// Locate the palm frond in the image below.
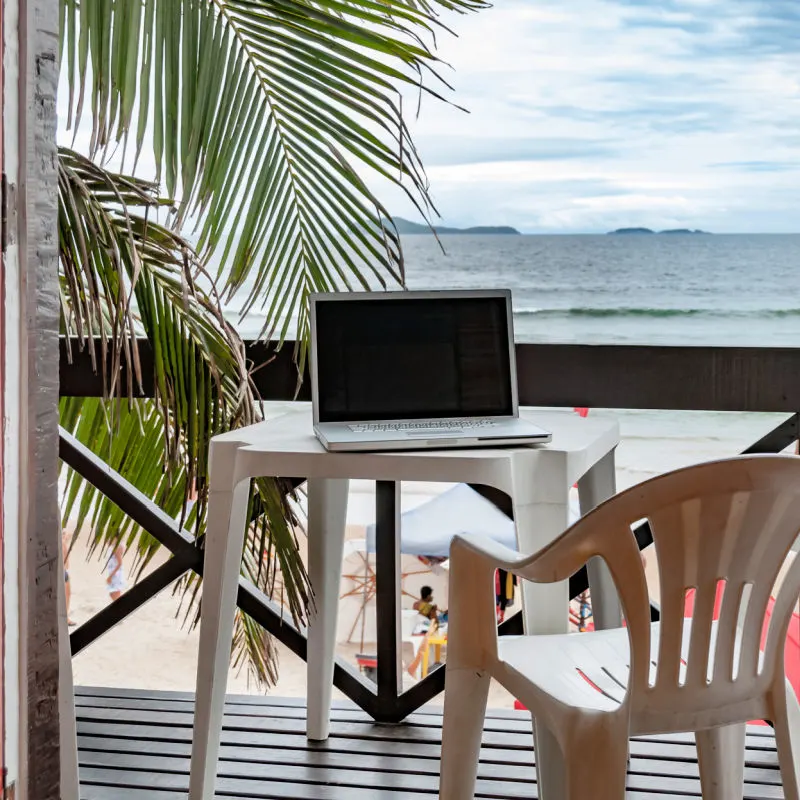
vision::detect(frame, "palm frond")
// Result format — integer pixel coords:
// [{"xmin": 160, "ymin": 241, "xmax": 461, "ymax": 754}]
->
[
  {"xmin": 59, "ymin": 396, "xmax": 192, "ymax": 570},
  {"xmin": 61, "ymin": 0, "xmax": 489, "ymax": 370},
  {"xmin": 58, "ymin": 0, "xmax": 488, "ymax": 684},
  {"xmin": 59, "ymin": 145, "xmax": 255, "ymax": 473},
  {"xmin": 58, "ymin": 150, "xmax": 311, "ymax": 683},
  {"xmin": 60, "ymin": 397, "xmax": 308, "ymax": 685}
]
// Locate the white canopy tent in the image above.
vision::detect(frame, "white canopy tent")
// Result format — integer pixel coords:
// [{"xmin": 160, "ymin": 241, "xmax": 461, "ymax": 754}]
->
[
  {"xmin": 341, "ymin": 486, "xmax": 581, "ymax": 645},
  {"xmin": 365, "ymin": 483, "xmax": 582, "ymax": 558},
  {"xmin": 365, "ymin": 483, "xmax": 517, "ymax": 557}
]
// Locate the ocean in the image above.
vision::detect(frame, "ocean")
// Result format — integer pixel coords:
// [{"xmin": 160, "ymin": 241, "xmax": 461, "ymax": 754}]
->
[
  {"xmin": 230, "ymin": 233, "xmax": 799, "ymax": 492},
  {"xmin": 400, "ymin": 233, "xmax": 800, "ymax": 347}
]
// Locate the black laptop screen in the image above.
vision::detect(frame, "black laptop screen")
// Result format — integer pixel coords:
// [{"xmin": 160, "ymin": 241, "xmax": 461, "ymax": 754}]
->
[{"xmin": 314, "ymin": 295, "xmax": 514, "ymax": 423}]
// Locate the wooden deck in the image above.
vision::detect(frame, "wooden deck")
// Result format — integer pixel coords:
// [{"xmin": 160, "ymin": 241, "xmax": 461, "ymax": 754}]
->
[{"xmin": 75, "ymin": 685, "xmax": 786, "ymax": 799}]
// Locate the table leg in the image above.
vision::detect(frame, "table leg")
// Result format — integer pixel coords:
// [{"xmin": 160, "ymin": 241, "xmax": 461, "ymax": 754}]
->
[
  {"xmin": 577, "ymin": 449, "xmax": 622, "ymax": 631},
  {"xmin": 306, "ymin": 478, "xmax": 349, "ymax": 741},
  {"xmin": 189, "ymin": 479, "xmax": 251, "ymax": 800},
  {"xmin": 513, "ymin": 500, "xmax": 571, "ymax": 635}
]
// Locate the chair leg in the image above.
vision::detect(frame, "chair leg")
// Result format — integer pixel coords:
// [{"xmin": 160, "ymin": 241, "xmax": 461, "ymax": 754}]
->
[
  {"xmin": 439, "ymin": 667, "xmax": 490, "ymax": 800},
  {"xmin": 556, "ymin": 716, "xmax": 629, "ymax": 800},
  {"xmin": 695, "ymin": 723, "xmax": 746, "ymax": 800},
  {"xmin": 534, "ymin": 719, "xmax": 568, "ymax": 800},
  {"xmin": 771, "ymin": 681, "xmax": 800, "ymax": 800}
]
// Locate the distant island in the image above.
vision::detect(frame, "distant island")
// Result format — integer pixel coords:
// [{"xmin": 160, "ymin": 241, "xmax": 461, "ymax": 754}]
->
[
  {"xmin": 390, "ymin": 216, "xmax": 521, "ymax": 235},
  {"xmin": 608, "ymin": 227, "xmax": 711, "ymax": 235}
]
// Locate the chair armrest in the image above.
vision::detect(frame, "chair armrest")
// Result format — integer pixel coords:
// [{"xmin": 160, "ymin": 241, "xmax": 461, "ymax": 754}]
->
[
  {"xmin": 451, "ymin": 534, "xmax": 533, "ymax": 572},
  {"xmin": 452, "ymin": 530, "xmax": 593, "ymax": 586}
]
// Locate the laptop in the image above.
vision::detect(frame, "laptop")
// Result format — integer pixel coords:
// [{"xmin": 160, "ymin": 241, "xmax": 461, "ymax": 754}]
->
[{"xmin": 309, "ymin": 289, "xmax": 552, "ymax": 452}]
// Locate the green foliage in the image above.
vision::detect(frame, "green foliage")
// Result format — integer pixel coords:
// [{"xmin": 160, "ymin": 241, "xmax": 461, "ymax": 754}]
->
[
  {"xmin": 57, "ymin": 0, "xmax": 486, "ymax": 683},
  {"xmin": 61, "ymin": 0, "xmax": 488, "ymax": 367}
]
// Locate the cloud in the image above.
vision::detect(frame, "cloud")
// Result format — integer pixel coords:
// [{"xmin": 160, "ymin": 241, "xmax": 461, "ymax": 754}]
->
[
  {"xmin": 57, "ymin": 0, "xmax": 800, "ymax": 234},
  {"xmin": 373, "ymin": 0, "xmax": 800, "ymax": 232},
  {"xmin": 417, "ymin": 136, "xmax": 619, "ymax": 166},
  {"xmin": 710, "ymin": 161, "xmax": 800, "ymax": 172}
]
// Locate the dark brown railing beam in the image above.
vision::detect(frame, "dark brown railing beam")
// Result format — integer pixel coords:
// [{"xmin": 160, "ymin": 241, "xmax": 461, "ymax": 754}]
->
[
  {"xmin": 69, "ymin": 556, "xmax": 191, "ymax": 656},
  {"xmin": 743, "ymin": 412, "xmax": 800, "ymax": 454},
  {"xmin": 59, "ymin": 338, "xmax": 306, "ymax": 403},
  {"xmin": 60, "ymin": 337, "xmax": 800, "ymax": 412},
  {"xmin": 59, "ymin": 426, "xmax": 378, "ymax": 711},
  {"xmin": 59, "ymin": 428, "xmax": 201, "ymax": 558},
  {"xmin": 514, "ymin": 344, "xmax": 800, "ymax": 412}
]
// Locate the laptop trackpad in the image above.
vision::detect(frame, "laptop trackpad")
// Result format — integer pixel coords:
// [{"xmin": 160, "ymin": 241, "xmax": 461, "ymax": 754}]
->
[{"xmin": 405, "ymin": 430, "xmax": 463, "ymax": 437}]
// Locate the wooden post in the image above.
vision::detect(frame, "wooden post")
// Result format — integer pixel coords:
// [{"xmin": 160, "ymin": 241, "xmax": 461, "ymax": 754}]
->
[
  {"xmin": 375, "ymin": 481, "xmax": 402, "ymax": 716},
  {"xmin": 17, "ymin": 0, "xmax": 61, "ymax": 797},
  {"xmin": 0, "ymin": 0, "xmax": 6, "ymax": 790}
]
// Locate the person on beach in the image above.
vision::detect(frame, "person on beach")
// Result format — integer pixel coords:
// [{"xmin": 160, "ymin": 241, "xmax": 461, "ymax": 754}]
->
[
  {"xmin": 63, "ymin": 531, "xmax": 76, "ymax": 626},
  {"xmin": 407, "ymin": 586, "xmax": 447, "ymax": 678},
  {"xmin": 412, "ymin": 585, "xmax": 438, "ymax": 621},
  {"xmin": 105, "ymin": 541, "xmax": 126, "ymax": 601}
]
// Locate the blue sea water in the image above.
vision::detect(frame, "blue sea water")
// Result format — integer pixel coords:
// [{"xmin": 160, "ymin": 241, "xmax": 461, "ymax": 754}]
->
[
  {"xmin": 405, "ymin": 233, "xmax": 800, "ymax": 486},
  {"xmin": 400, "ymin": 233, "xmax": 800, "ymax": 347}
]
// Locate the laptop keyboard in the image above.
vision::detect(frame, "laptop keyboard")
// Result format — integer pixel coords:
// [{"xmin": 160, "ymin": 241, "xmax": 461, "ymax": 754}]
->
[{"xmin": 348, "ymin": 419, "xmax": 498, "ymax": 434}]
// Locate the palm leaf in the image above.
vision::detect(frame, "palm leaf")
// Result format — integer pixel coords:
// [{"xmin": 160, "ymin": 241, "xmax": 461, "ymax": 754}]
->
[
  {"xmin": 58, "ymin": 0, "xmax": 487, "ymax": 684},
  {"xmin": 60, "ymin": 396, "xmax": 308, "ymax": 685},
  {"xmin": 58, "ymin": 150, "xmax": 310, "ymax": 683},
  {"xmin": 61, "ymin": 0, "xmax": 489, "ymax": 371},
  {"xmin": 59, "ymin": 146, "xmax": 255, "ymax": 432}
]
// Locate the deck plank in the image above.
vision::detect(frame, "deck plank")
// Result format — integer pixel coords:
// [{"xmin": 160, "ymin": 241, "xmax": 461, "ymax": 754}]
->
[
  {"xmin": 74, "ymin": 703, "xmax": 776, "ymax": 752},
  {"xmin": 75, "ymin": 734, "xmax": 782, "ymax": 786},
  {"xmin": 76, "ymin": 686, "xmax": 785, "ymax": 799},
  {"xmin": 75, "ymin": 721, "xmax": 783, "ymax": 772}
]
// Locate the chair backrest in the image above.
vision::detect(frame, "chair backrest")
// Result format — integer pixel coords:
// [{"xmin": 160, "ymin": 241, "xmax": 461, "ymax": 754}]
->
[{"xmin": 567, "ymin": 456, "xmax": 800, "ymax": 717}]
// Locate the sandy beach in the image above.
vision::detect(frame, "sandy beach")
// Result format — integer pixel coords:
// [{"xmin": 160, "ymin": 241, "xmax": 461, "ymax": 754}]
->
[
  {"xmin": 67, "ymin": 507, "xmax": 654, "ymax": 711},
  {"xmin": 67, "ymin": 530, "xmax": 523, "ymax": 707}
]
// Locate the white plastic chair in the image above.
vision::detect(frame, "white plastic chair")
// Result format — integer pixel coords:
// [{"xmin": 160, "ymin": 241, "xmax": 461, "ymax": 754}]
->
[{"xmin": 440, "ymin": 455, "xmax": 800, "ymax": 800}]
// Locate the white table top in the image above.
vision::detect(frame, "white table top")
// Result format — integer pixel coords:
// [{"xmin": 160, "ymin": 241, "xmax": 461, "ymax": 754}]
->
[{"xmin": 209, "ymin": 406, "xmax": 620, "ymax": 504}]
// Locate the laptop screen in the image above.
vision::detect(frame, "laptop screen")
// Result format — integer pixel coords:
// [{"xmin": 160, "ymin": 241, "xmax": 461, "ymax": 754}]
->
[{"xmin": 314, "ymin": 294, "xmax": 514, "ymax": 423}]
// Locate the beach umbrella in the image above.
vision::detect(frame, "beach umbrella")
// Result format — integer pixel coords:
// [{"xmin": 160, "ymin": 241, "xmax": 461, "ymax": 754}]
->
[{"xmin": 336, "ymin": 539, "xmax": 445, "ymax": 648}]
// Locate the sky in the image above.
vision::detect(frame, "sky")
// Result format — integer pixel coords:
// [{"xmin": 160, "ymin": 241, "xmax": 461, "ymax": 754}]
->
[
  {"xmin": 378, "ymin": 0, "xmax": 800, "ymax": 234},
  {"xmin": 57, "ymin": 0, "xmax": 800, "ymax": 236}
]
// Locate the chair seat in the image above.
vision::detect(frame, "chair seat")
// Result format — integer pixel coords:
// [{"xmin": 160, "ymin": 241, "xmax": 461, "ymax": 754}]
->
[
  {"xmin": 497, "ymin": 621, "xmax": 713, "ymax": 713},
  {"xmin": 498, "ymin": 625, "xmax": 638, "ymax": 712}
]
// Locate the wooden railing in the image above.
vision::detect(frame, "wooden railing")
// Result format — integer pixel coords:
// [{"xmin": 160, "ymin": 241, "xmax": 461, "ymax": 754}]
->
[
  {"xmin": 59, "ymin": 339, "xmax": 800, "ymax": 720},
  {"xmin": 60, "ymin": 338, "xmax": 800, "ymax": 412}
]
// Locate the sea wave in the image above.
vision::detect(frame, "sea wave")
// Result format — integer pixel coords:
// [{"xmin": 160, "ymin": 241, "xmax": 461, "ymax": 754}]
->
[{"xmin": 513, "ymin": 306, "xmax": 800, "ymax": 319}]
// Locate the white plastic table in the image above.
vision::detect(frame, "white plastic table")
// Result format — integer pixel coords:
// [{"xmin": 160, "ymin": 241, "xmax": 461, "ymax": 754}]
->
[{"xmin": 188, "ymin": 406, "xmax": 621, "ymax": 800}]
